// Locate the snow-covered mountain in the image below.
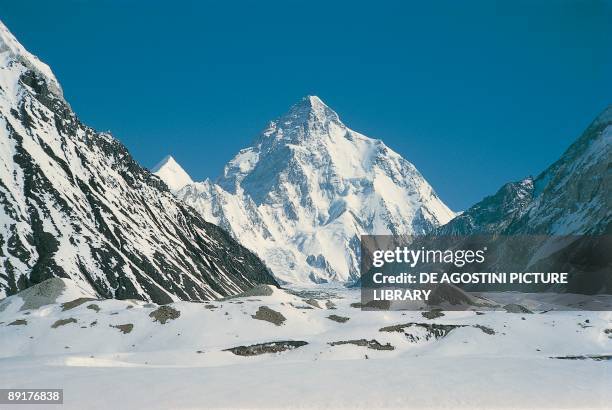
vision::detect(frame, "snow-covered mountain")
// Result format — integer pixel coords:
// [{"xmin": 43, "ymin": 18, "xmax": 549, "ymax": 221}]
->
[
  {"xmin": 439, "ymin": 106, "xmax": 611, "ymax": 236},
  {"xmin": 0, "ymin": 20, "xmax": 278, "ymax": 303},
  {"xmin": 151, "ymin": 155, "xmax": 193, "ymax": 191},
  {"xmin": 437, "ymin": 107, "xmax": 611, "ymax": 294},
  {"xmin": 162, "ymin": 96, "xmax": 455, "ymax": 283}
]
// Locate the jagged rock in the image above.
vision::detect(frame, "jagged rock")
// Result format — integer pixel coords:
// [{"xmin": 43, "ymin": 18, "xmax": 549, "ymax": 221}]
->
[
  {"xmin": 362, "ymin": 300, "xmax": 391, "ymax": 310},
  {"xmin": 379, "ymin": 322, "xmax": 494, "ymax": 342},
  {"xmin": 251, "ymin": 306, "xmax": 286, "ymax": 326},
  {"xmin": 473, "ymin": 325, "xmax": 495, "ymax": 335},
  {"xmin": 329, "ymin": 339, "xmax": 394, "ymax": 351},
  {"xmin": 8, "ymin": 319, "xmax": 27, "ymax": 326},
  {"xmin": 421, "ymin": 309, "xmax": 444, "ymax": 319},
  {"xmin": 503, "ymin": 304, "xmax": 533, "ymax": 314},
  {"xmin": 149, "ymin": 306, "xmax": 181, "ymax": 324},
  {"xmin": 224, "ymin": 341, "xmax": 307, "ymax": 356},
  {"xmin": 551, "ymin": 355, "xmax": 612, "ymax": 361},
  {"xmin": 61, "ymin": 298, "xmax": 97, "ymax": 311},
  {"xmin": 110, "ymin": 324, "xmax": 134, "ymax": 334},
  {"xmin": 51, "ymin": 318, "xmax": 77, "ymax": 328},
  {"xmin": 86, "ymin": 304, "xmax": 101, "ymax": 312},
  {"xmin": 327, "ymin": 314, "xmax": 350, "ymax": 323},
  {"xmin": 304, "ymin": 298, "xmax": 321, "ymax": 308}
]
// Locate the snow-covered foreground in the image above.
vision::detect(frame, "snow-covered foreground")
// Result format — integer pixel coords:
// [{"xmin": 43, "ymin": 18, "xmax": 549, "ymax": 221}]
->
[{"xmin": 0, "ymin": 279, "xmax": 610, "ymax": 409}]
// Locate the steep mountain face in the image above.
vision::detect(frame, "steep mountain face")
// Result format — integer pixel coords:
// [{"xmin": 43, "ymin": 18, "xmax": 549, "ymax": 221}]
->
[
  {"xmin": 436, "ymin": 107, "xmax": 611, "ymax": 294},
  {"xmin": 151, "ymin": 155, "xmax": 193, "ymax": 192},
  {"xmin": 439, "ymin": 106, "xmax": 611, "ymax": 236},
  {"xmin": 0, "ymin": 20, "xmax": 278, "ymax": 303},
  {"xmin": 165, "ymin": 96, "xmax": 455, "ymax": 283}
]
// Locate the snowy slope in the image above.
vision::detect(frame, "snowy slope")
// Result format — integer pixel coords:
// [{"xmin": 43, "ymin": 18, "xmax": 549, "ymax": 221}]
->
[
  {"xmin": 169, "ymin": 96, "xmax": 455, "ymax": 283},
  {"xmin": 0, "ymin": 20, "xmax": 278, "ymax": 302},
  {"xmin": 151, "ymin": 155, "xmax": 193, "ymax": 191},
  {"xmin": 1, "ymin": 278, "xmax": 610, "ymax": 409}
]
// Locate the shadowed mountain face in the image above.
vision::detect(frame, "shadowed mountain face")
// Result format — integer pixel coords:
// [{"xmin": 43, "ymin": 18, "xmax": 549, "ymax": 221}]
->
[
  {"xmin": 161, "ymin": 96, "xmax": 455, "ymax": 284},
  {"xmin": 439, "ymin": 106, "xmax": 611, "ymax": 236},
  {"xmin": 0, "ymin": 20, "xmax": 278, "ymax": 303},
  {"xmin": 435, "ymin": 107, "xmax": 611, "ymax": 294}
]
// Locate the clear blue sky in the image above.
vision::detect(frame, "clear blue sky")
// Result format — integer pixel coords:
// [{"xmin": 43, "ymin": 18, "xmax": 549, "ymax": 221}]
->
[{"xmin": 1, "ymin": 0, "xmax": 610, "ymax": 210}]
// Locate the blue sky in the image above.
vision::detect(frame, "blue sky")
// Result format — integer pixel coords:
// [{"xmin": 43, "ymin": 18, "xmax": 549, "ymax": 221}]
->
[{"xmin": 1, "ymin": 0, "xmax": 610, "ymax": 210}]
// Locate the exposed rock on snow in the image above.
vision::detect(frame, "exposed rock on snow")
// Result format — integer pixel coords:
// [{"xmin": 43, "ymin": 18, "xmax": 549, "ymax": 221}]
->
[
  {"xmin": 61, "ymin": 298, "xmax": 97, "ymax": 311},
  {"xmin": 149, "ymin": 306, "xmax": 181, "ymax": 324},
  {"xmin": 421, "ymin": 309, "xmax": 445, "ymax": 320},
  {"xmin": 51, "ymin": 318, "xmax": 77, "ymax": 328},
  {"xmin": 551, "ymin": 355, "xmax": 612, "ymax": 361},
  {"xmin": 251, "ymin": 306, "xmax": 286, "ymax": 326},
  {"xmin": 224, "ymin": 340, "xmax": 308, "ymax": 356},
  {"xmin": 110, "ymin": 323, "xmax": 133, "ymax": 334},
  {"xmin": 326, "ymin": 314, "xmax": 350, "ymax": 323},
  {"xmin": 86, "ymin": 304, "xmax": 100, "ymax": 313},
  {"xmin": 503, "ymin": 304, "xmax": 534, "ymax": 314},
  {"xmin": 329, "ymin": 339, "xmax": 395, "ymax": 351},
  {"xmin": 7, "ymin": 319, "xmax": 27, "ymax": 326},
  {"xmin": 379, "ymin": 322, "xmax": 494, "ymax": 342}
]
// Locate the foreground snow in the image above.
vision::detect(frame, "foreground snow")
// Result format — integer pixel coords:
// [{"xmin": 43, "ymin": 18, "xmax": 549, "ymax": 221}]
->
[{"xmin": 0, "ymin": 279, "xmax": 610, "ymax": 409}]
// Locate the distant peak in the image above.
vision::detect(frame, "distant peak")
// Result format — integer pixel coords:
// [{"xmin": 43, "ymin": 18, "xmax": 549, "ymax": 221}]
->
[
  {"xmin": 152, "ymin": 155, "xmax": 177, "ymax": 171},
  {"xmin": 281, "ymin": 95, "xmax": 341, "ymax": 126},
  {"xmin": 302, "ymin": 95, "xmax": 326, "ymax": 107},
  {"xmin": 152, "ymin": 155, "xmax": 193, "ymax": 192},
  {"xmin": 294, "ymin": 95, "xmax": 330, "ymax": 110}
]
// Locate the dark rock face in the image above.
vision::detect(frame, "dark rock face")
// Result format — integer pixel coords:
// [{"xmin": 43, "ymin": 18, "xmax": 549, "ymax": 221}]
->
[
  {"xmin": 0, "ymin": 24, "xmax": 278, "ymax": 303},
  {"xmin": 503, "ymin": 304, "xmax": 533, "ymax": 314},
  {"xmin": 61, "ymin": 298, "xmax": 97, "ymax": 311},
  {"xmin": 327, "ymin": 314, "xmax": 350, "ymax": 323},
  {"xmin": 224, "ymin": 340, "xmax": 308, "ymax": 356},
  {"xmin": 251, "ymin": 306, "xmax": 286, "ymax": 326},
  {"xmin": 421, "ymin": 309, "xmax": 444, "ymax": 320},
  {"xmin": 7, "ymin": 319, "xmax": 27, "ymax": 326},
  {"xmin": 110, "ymin": 323, "xmax": 134, "ymax": 334},
  {"xmin": 438, "ymin": 107, "xmax": 611, "ymax": 237},
  {"xmin": 551, "ymin": 355, "xmax": 612, "ymax": 361},
  {"xmin": 436, "ymin": 107, "xmax": 612, "ymax": 294},
  {"xmin": 379, "ymin": 322, "xmax": 494, "ymax": 342},
  {"xmin": 86, "ymin": 304, "xmax": 100, "ymax": 313},
  {"xmin": 149, "ymin": 306, "xmax": 181, "ymax": 324},
  {"xmin": 328, "ymin": 339, "xmax": 394, "ymax": 351},
  {"xmin": 51, "ymin": 318, "xmax": 77, "ymax": 328}
]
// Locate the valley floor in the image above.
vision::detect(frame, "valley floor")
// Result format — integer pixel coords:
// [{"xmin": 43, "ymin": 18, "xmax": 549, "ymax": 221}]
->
[{"xmin": 0, "ymin": 280, "xmax": 610, "ymax": 410}]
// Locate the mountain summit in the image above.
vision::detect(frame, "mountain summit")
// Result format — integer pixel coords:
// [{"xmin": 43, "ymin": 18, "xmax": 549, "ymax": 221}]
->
[
  {"xmin": 152, "ymin": 155, "xmax": 194, "ymax": 191},
  {"xmin": 0, "ymin": 20, "xmax": 277, "ymax": 302},
  {"xmin": 0, "ymin": 20, "xmax": 64, "ymax": 100},
  {"xmin": 170, "ymin": 96, "xmax": 455, "ymax": 283}
]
